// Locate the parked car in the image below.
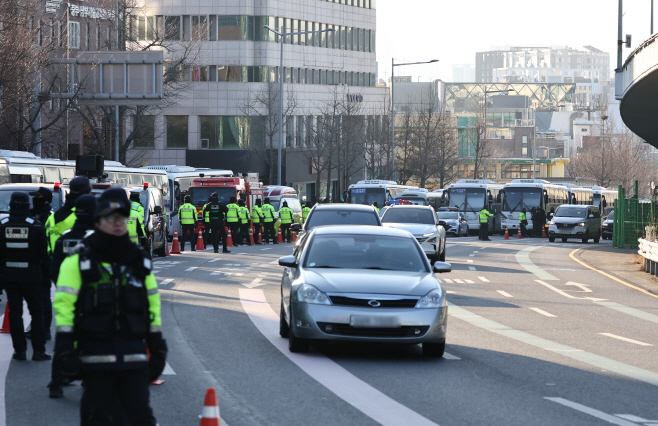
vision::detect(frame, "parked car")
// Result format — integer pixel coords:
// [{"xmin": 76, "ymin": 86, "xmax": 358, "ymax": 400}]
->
[
  {"xmin": 278, "ymin": 225, "xmax": 452, "ymax": 357},
  {"xmin": 0, "ymin": 183, "xmax": 69, "ymax": 220},
  {"xmin": 124, "ymin": 185, "xmax": 168, "ymax": 257},
  {"xmin": 437, "ymin": 211, "xmax": 468, "ymax": 237},
  {"xmin": 548, "ymin": 204, "xmax": 601, "ymax": 243},
  {"xmin": 381, "ymin": 205, "xmax": 446, "ymax": 262},
  {"xmin": 601, "ymin": 210, "xmax": 614, "ymax": 240}
]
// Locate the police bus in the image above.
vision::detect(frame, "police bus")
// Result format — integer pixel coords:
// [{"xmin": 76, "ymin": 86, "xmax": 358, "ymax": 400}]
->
[
  {"xmin": 444, "ymin": 180, "xmax": 504, "ymax": 235},
  {"xmin": 394, "ymin": 188, "xmax": 447, "ymax": 211},
  {"xmin": 580, "ymin": 186, "xmax": 617, "ymax": 216},
  {"xmin": 499, "ymin": 179, "xmax": 570, "ymax": 233},
  {"xmin": 347, "ymin": 180, "xmax": 416, "ymax": 207}
]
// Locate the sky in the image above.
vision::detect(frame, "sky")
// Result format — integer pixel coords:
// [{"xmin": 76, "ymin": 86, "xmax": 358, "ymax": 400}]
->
[{"xmin": 375, "ymin": 0, "xmax": 654, "ymax": 83}]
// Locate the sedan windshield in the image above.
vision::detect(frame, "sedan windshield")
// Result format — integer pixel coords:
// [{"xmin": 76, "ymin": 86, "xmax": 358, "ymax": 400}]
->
[
  {"xmin": 555, "ymin": 207, "xmax": 587, "ymax": 218},
  {"xmin": 305, "ymin": 210, "xmax": 379, "ymax": 230},
  {"xmin": 189, "ymin": 187, "xmax": 235, "ymax": 207},
  {"xmin": 304, "ymin": 234, "xmax": 429, "ymax": 272},
  {"xmin": 0, "ymin": 189, "xmax": 62, "ymax": 213},
  {"xmin": 396, "ymin": 197, "xmax": 426, "ymax": 206},
  {"xmin": 381, "ymin": 208, "xmax": 435, "ymax": 224},
  {"xmin": 437, "ymin": 212, "xmax": 459, "ymax": 220}
]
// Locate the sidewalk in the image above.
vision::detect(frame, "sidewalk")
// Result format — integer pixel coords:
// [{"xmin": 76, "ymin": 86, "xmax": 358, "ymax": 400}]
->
[{"xmin": 572, "ymin": 244, "xmax": 658, "ymax": 297}]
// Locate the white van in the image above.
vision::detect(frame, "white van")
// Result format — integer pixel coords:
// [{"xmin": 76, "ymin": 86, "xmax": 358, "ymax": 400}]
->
[{"xmin": 548, "ymin": 204, "xmax": 601, "ymax": 243}]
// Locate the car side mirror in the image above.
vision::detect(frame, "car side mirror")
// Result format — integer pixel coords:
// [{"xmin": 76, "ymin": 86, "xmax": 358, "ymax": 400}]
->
[
  {"xmin": 603, "ymin": 216, "xmax": 608, "ymax": 220},
  {"xmin": 154, "ymin": 205, "xmax": 163, "ymax": 215},
  {"xmin": 433, "ymin": 262, "xmax": 452, "ymax": 273},
  {"xmin": 292, "ymin": 223, "xmax": 301, "ymax": 232},
  {"xmin": 589, "ymin": 214, "xmax": 594, "ymax": 218},
  {"xmin": 278, "ymin": 255, "xmax": 297, "ymax": 268}
]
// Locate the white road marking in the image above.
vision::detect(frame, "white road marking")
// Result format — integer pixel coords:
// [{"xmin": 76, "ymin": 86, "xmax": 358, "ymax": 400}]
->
[
  {"xmin": 449, "ymin": 304, "xmax": 658, "ymax": 387},
  {"xmin": 261, "ymin": 248, "xmax": 273, "ymax": 251},
  {"xmin": 464, "ymin": 280, "xmax": 474, "ymax": 284},
  {"xmin": 529, "ymin": 308, "xmax": 556, "ymax": 317},
  {"xmin": 184, "ymin": 267, "xmax": 198, "ymax": 272},
  {"xmin": 469, "ymin": 254, "xmax": 475, "ymax": 257},
  {"xmin": 496, "ymin": 290, "xmax": 513, "ymax": 298},
  {"xmin": 240, "ymin": 289, "xmax": 440, "ymax": 426},
  {"xmin": 615, "ymin": 414, "xmax": 658, "ymax": 423},
  {"xmin": 442, "ymin": 352, "xmax": 461, "ymax": 360},
  {"xmin": 446, "ymin": 291, "xmax": 457, "ymax": 294},
  {"xmin": 478, "ymin": 276, "xmax": 490, "ymax": 282},
  {"xmin": 208, "ymin": 259, "xmax": 220, "ymax": 263},
  {"xmin": 599, "ymin": 333, "xmax": 653, "ymax": 346},
  {"xmin": 594, "ymin": 301, "xmax": 658, "ymax": 325},
  {"xmin": 565, "ymin": 282, "xmax": 593, "ymax": 292},
  {"xmin": 467, "ymin": 260, "xmax": 473, "ymax": 263},
  {"xmin": 536, "ymin": 280, "xmax": 607, "ymax": 302},
  {"xmin": 443, "ymin": 279, "xmax": 454, "ymax": 284},
  {"xmin": 515, "ymin": 246, "xmax": 558, "ymax": 280},
  {"xmin": 235, "ymin": 273, "xmax": 244, "ymax": 276},
  {"xmin": 269, "ymin": 259, "xmax": 279, "ymax": 264},
  {"xmin": 544, "ymin": 397, "xmax": 639, "ymax": 426},
  {"xmin": 226, "ymin": 264, "xmax": 234, "ymax": 266},
  {"xmin": 453, "ymin": 279, "xmax": 463, "ymax": 284},
  {"xmin": 469, "ymin": 267, "xmax": 477, "ymax": 271},
  {"xmin": 162, "ymin": 362, "xmax": 176, "ymax": 375},
  {"xmin": 210, "ymin": 272, "xmax": 228, "ymax": 276},
  {"xmin": 159, "ymin": 279, "xmax": 174, "ymax": 286},
  {"xmin": 473, "ymin": 251, "xmax": 479, "ymax": 253},
  {"xmin": 242, "ymin": 278, "xmax": 264, "ymax": 289}
]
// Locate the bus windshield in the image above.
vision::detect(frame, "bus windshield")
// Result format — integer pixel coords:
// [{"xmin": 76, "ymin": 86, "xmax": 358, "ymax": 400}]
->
[
  {"xmin": 189, "ymin": 187, "xmax": 236, "ymax": 207},
  {"xmin": 449, "ymin": 188, "xmax": 486, "ymax": 212},
  {"xmin": 503, "ymin": 188, "xmax": 542, "ymax": 212},
  {"xmin": 350, "ymin": 188, "xmax": 386, "ymax": 207}
]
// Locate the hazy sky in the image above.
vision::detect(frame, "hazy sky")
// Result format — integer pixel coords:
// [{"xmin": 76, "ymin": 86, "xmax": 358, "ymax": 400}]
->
[{"xmin": 376, "ymin": 0, "xmax": 654, "ymax": 82}]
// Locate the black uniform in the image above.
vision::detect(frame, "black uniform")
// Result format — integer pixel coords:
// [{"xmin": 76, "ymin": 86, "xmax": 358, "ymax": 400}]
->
[
  {"xmin": 29, "ymin": 188, "xmax": 55, "ymax": 341},
  {"xmin": 0, "ymin": 192, "xmax": 51, "ymax": 360},
  {"xmin": 208, "ymin": 198, "xmax": 229, "ymax": 253}
]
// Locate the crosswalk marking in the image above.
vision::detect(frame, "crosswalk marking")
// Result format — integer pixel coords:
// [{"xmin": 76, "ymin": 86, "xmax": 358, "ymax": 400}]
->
[
  {"xmin": 208, "ymin": 259, "xmax": 220, "ymax": 263},
  {"xmin": 159, "ymin": 279, "xmax": 174, "ymax": 286},
  {"xmin": 478, "ymin": 276, "xmax": 490, "ymax": 282},
  {"xmin": 464, "ymin": 280, "xmax": 474, "ymax": 284},
  {"xmin": 529, "ymin": 308, "xmax": 557, "ymax": 317},
  {"xmin": 184, "ymin": 267, "xmax": 198, "ymax": 272},
  {"xmin": 453, "ymin": 279, "xmax": 463, "ymax": 284},
  {"xmin": 497, "ymin": 290, "xmax": 513, "ymax": 298},
  {"xmin": 442, "ymin": 279, "xmax": 454, "ymax": 284}
]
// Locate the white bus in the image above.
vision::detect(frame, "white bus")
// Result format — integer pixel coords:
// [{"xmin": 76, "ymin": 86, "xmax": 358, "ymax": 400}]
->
[
  {"xmin": 444, "ymin": 180, "xmax": 504, "ymax": 234},
  {"xmin": 141, "ymin": 165, "xmax": 233, "ymax": 237},
  {"xmin": 394, "ymin": 188, "xmax": 447, "ymax": 211},
  {"xmin": 347, "ymin": 180, "xmax": 416, "ymax": 207},
  {"xmin": 580, "ymin": 186, "xmax": 618, "ymax": 216},
  {"xmin": 500, "ymin": 179, "xmax": 570, "ymax": 233}
]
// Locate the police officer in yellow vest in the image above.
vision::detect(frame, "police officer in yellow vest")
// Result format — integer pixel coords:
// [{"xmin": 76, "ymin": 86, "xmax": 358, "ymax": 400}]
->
[
  {"xmin": 226, "ymin": 196, "xmax": 240, "ymax": 246},
  {"xmin": 238, "ymin": 200, "xmax": 251, "ymax": 246},
  {"xmin": 251, "ymin": 199, "xmax": 263, "ymax": 245},
  {"xmin": 178, "ymin": 195, "xmax": 197, "ymax": 252},
  {"xmin": 261, "ymin": 198, "xmax": 277, "ymax": 244},
  {"xmin": 302, "ymin": 202, "xmax": 312, "ymax": 224},
  {"xmin": 53, "ymin": 187, "xmax": 166, "ymax": 425},
  {"xmin": 372, "ymin": 201, "xmax": 380, "ymax": 213},
  {"xmin": 128, "ymin": 192, "xmax": 146, "ymax": 247},
  {"xmin": 45, "ymin": 176, "xmax": 91, "ymax": 255},
  {"xmin": 519, "ymin": 208, "xmax": 528, "ymax": 238},
  {"xmin": 279, "ymin": 200, "xmax": 294, "ymax": 243},
  {"xmin": 479, "ymin": 207, "xmax": 493, "ymax": 241}
]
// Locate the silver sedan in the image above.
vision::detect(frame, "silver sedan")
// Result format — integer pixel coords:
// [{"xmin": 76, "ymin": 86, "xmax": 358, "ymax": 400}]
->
[{"xmin": 279, "ymin": 225, "xmax": 452, "ymax": 357}]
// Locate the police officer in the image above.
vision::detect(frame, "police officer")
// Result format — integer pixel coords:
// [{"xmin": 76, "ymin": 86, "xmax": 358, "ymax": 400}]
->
[
  {"xmin": 252, "ymin": 199, "xmax": 263, "ymax": 245},
  {"xmin": 479, "ymin": 207, "xmax": 493, "ymax": 241},
  {"xmin": 261, "ymin": 198, "xmax": 277, "ymax": 244},
  {"xmin": 226, "ymin": 197, "xmax": 240, "ymax": 246},
  {"xmin": 178, "ymin": 195, "xmax": 197, "ymax": 251},
  {"xmin": 202, "ymin": 196, "xmax": 212, "ymax": 249},
  {"xmin": 53, "ymin": 188, "xmax": 166, "ymax": 425},
  {"xmin": 207, "ymin": 193, "xmax": 230, "ymax": 254},
  {"xmin": 238, "ymin": 200, "xmax": 251, "ymax": 246},
  {"xmin": 45, "ymin": 176, "xmax": 91, "ymax": 255},
  {"xmin": 372, "ymin": 201, "xmax": 380, "ymax": 213},
  {"xmin": 128, "ymin": 192, "xmax": 146, "ymax": 247},
  {"xmin": 48, "ymin": 194, "xmax": 96, "ymax": 398},
  {"xmin": 279, "ymin": 201, "xmax": 294, "ymax": 243},
  {"xmin": 30, "ymin": 187, "xmax": 53, "ymax": 225},
  {"xmin": 519, "ymin": 208, "xmax": 528, "ymax": 238},
  {"xmin": 302, "ymin": 202, "xmax": 312, "ymax": 224},
  {"xmin": 0, "ymin": 192, "xmax": 51, "ymax": 361}
]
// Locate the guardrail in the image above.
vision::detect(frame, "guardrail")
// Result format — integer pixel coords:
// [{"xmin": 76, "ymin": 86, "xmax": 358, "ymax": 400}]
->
[{"xmin": 637, "ymin": 237, "xmax": 658, "ymax": 275}]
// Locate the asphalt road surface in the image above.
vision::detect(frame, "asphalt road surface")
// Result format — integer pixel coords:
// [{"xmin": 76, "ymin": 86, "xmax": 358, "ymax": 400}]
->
[{"xmin": 2, "ymin": 235, "xmax": 658, "ymax": 426}]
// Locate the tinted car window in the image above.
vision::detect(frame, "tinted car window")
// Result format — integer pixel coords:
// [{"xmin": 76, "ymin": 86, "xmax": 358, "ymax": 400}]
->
[
  {"xmin": 0, "ymin": 189, "xmax": 62, "ymax": 213},
  {"xmin": 304, "ymin": 234, "xmax": 428, "ymax": 272},
  {"xmin": 382, "ymin": 208, "xmax": 435, "ymax": 224},
  {"xmin": 607, "ymin": 211, "xmax": 614, "ymax": 220},
  {"xmin": 555, "ymin": 207, "xmax": 587, "ymax": 218},
  {"xmin": 305, "ymin": 210, "xmax": 379, "ymax": 230},
  {"xmin": 437, "ymin": 212, "xmax": 459, "ymax": 220}
]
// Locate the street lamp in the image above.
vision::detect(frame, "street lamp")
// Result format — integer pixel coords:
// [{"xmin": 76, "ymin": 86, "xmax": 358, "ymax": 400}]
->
[
  {"xmin": 481, "ymin": 88, "xmax": 514, "ymax": 180},
  {"xmin": 264, "ymin": 25, "xmax": 335, "ymax": 186},
  {"xmin": 390, "ymin": 58, "xmax": 438, "ymax": 181}
]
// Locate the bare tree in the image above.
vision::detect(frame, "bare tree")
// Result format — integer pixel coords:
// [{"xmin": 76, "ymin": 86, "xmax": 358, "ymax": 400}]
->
[
  {"xmin": 395, "ymin": 108, "xmax": 415, "ymax": 184},
  {"xmin": 364, "ymin": 97, "xmax": 391, "ymax": 180}
]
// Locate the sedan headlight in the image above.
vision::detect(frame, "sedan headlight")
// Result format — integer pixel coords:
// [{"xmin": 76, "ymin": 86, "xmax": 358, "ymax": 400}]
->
[
  {"xmin": 549, "ymin": 221, "xmax": 554, "ymax": 225},
  {"xmin": 415, "ymin": 289, "xmax": 446, "ymax": 309},
  {"xmin": 576, "ymin": 222, "xmax": 585, "ymax": 227},
  {"xmin": 602, "ymin": 223, "xmax": 610, "ymax": 228},
  {"xmin": 423, "ymin": 232, "xmax": 436, "ymax": 237},
  {"xmin": 296, "ymin": 284, "xmax": 331, "ymax": 305}
]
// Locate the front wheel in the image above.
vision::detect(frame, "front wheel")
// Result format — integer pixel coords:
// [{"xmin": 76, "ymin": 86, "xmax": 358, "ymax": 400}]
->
[
  {"xmin": 582, "ymin": 231, "xmax": 589, "ymax": 244},
  {"xmin": 156, "ymin": 235, "xmax": 167, "ymax": 257},
  {"xmin": 422, "ymin": 341, "xmax": 445, "ymax": 358},
  {"xmin": 279, "ymin": 303, "xmax": 289, "ymax": 338},
  {"xmin": 562, "ymin": 237, "xmax": 568, "ymax": 243},
  {"xmin": 549, "ymin": 237, "xmax": 555, "ymax": 242},
  {"xmin": 439, "ymin": 240, "xmax": 446, "ymax": 262},
  {"xmin": 594, "ymin": 230, "xmax": 600, "ymax": 244},
  {"xmin": 288, "ymin": 310, "xmax": 310, "ymax": 353}
]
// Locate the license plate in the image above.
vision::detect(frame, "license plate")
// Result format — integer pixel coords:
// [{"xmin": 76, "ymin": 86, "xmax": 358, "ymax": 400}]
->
[{"xmin": 350, "ymin": 315, "xmax": 401, "ymax": 328}]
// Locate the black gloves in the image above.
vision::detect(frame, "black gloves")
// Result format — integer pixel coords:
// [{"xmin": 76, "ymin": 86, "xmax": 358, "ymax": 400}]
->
[
  {"xmin": 146, "ymin": 332, "xmax": 168, "ymax": 382},
  {"xmin": 54, "ymin": 332, "xmax": 81, "ymax": 377}
]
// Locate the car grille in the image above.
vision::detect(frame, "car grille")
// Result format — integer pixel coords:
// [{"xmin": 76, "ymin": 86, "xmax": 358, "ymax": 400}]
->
[
  {"xmin": 557, "ymin": 224, "xmax": 575, "ymax": 229},
  {"xmin": 328, "ymin": 296, "xmax": 418, "ymax": 308},
  {"xmin": 317, "ymin": 323, "xmax": 429, "ymax": 338}
]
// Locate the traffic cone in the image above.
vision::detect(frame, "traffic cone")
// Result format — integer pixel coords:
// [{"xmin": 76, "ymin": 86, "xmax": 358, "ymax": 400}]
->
[
  {"xmin": 199, "ymin": 388, "xmax": 220, "ymax": 426},
  {"xmin": 226, "ymin": 227, "xmax": 233, "ymax": 247},
  {"xmin": 277, "ymin": 226, "xmax": 283, "ymax": 243},
  {"xmin": 249, "ymin": 226, "xmax": 255, "ymax": 245},
  {"xmin": 196, "ymin": 229, "xmax": 205, "ymax": 250},
  {"xmin": 517, "ymin": 227, "xmax": 523, "ymax": 239},
  {"xmin": 166, "ymin": 237, "xmax": 171, "ymax": 256},
  {"xmin": 258, "ymin": 228, "xmax": 262, "ymax": 244},
  {"xmin": 291, "ymin": 228, "xmax": 297, "ymax": 243},
  {"xmin": 0, "ymin": 305, "xmax": 10, "ymax": 334},
  {"xmin": 170, "ymin": 229, "xmax": 181, "ymax": 254},
  {"xmin": 504, "ymin": 227, "xmax": 509, "ymax": 240},
  {"xmin": 542, "ymin": 226, "xmax": 548, "ymax": 238}
]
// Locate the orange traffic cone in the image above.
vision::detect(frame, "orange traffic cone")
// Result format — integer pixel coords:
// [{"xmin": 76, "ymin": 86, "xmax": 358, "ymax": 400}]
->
[
  {"xmin": 517, "ymin": 227, "xmax": 523, "ymax": 239},
  {"xmin": 277, "ymin": 226, "xmax": 283, "ymax": 243},
  {"xmin": 196, "ymin": 229, "xmax": 205, "ymax": 250},
  {"xmin": 258, "ymin": 228, "xmax": 262, "ymax": 244},
  {"xmin": 542, "ymin": 226, "xmax": 547, "ymax": 238},
  {"xmin": 0, "ymin": 305, "xmax": 10, "ymax": 334},
  {"xmin": 170, "ymin": 229, "xmax": 181, "ymax": 254},
  {"xmin": 166, "ymin": 237, "xmax": 171, "ymax": 256},
  {"xmin": 249, "ymin": 226, "xmax": 255, "ymax": 245},
  {"xmin": 504, "ymin": 227, "xmax": 509, "ymax": 240},
  {"xmin": 199, "ymin": 388, "xmax": 220, "ymax": 426},
  {"xmin": 226, "ymin": 227, "xmax": 233, "ymax": 247},
  {"xmin": 291, "ymin": 228, "xmax": 297, "ymax": 243}
]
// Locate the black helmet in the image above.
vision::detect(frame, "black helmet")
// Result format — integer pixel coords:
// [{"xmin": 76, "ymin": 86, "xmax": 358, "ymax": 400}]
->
[
  {"xmin": 75, "ymin": 194, "xmax": 97, "ymax": 216},
  {"xmin": 229, "ymin": 196, "xmax": 237, "ymax": 203},
  {"xmin": 95, "ymin": 188, "xmax": 130, "ymax": 218},
  {"xmin": 238, "ymin": 200, "xmax": 245, "ymax": 207},
  {"xmin": 184, "ymin": 195, "xmax": 192, "ymax": 203},
  {"xmin": 211, "ymin": 192, "xmax": 219, "ymax": 201},
  {"xmin": 9, "ymin": 191, "xmax": 30, "ymax": 213},
  {"xmin": 255, "ymin": 199, "xmax": 262, "ymax": 206},
  {"xmin": 264, "ymin": 197, "xmax": 271, "ymax": 204},
  {"xmin": 130, "ymin": 192, "xmax": 141, "ymax": 202},
  {"xmin": 282, "ymin": 201, "xmax": 288, "ymax": 207}
]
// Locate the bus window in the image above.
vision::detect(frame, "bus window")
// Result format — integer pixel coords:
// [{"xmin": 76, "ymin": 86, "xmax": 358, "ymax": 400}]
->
[
  {"xmin": 43, "ymin": 166, "xmax": 60, "ymax": 183},
  {"xmin": 129, "ymin": 174, "xmax": 142, "ymax": 185},
  {"xmin": 0, "ymin": 160, "xmax": 9, "ymax": 184},
  {"xmin": 60, "ymin": 167, "xmax": 75, "ymax": 182}
]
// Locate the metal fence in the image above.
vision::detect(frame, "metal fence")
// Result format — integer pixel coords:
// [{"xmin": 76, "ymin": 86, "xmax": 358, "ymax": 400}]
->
[{"xmin": 613, "ymin": 184, "xmax": 658, "ymax": 248}]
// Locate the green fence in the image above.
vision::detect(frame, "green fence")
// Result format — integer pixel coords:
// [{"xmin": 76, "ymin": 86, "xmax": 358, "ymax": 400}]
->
[{"xmin": 613, "ymin": 183, "xmax": 658, "ymax": 248}]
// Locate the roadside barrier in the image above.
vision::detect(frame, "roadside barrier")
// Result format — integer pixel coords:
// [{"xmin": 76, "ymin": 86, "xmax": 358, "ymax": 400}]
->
[
  {"xmin": 170, "ymin": 229, "xmax": 181, "ymax": 254},
  {"xmin": 199, "ymin": 388, "xmax": 220, "ymax": 426}
]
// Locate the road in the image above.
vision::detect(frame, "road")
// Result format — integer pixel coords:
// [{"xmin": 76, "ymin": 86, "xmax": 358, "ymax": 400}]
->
[{"xmin": 2, "ymin": 235, "xmax": 658, "ymax": 426}]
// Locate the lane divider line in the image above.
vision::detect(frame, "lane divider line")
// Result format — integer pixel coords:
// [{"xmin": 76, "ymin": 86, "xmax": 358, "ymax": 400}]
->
[
  {"xmin": 529, "ymin": 308, "xmax": 557, "ymax": 318},
  {"xmin": 184, "ymin": 267, "xmax": 198, "ymax": 272},
  {"xmin": 239, "ymin": 289, "xmax": 441, "ymax": 426},
  {"xmin": 569, "ymin": 248, "xmax": 658, "ymax": 299},
  {"xmin": 515, "ymin": 246, "xmax": 559, "ymax": 280},
  {"xmin": 449, "ymin": 303, "xmax": 658, "ymax": 387},
  {"xmin": 159, "ymin": 279, "xmax": 174, "ymax": 286},
  {"xmin": 599, "ymin": 333, "xmax": 653, "ymax": 346},
  {"xmin": 442, "ymin": 352, "xmax": 461, "ymax": 360},
  {"xmin": 496, "ymin": 290, "xmax": 513, "ymax": 298},
  {"xmin": 544, "ymin": 397, "xmax": 639, "ymax": 426},
  {"xmin": 478, "ymin": 277, "xmax": 490, "ymax": 283}
]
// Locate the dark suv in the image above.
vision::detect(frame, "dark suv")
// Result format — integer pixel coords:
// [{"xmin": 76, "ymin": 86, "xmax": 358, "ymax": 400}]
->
[{"xmin": 602, "ymin": 211, "xmax": 614, "ymax": 240}]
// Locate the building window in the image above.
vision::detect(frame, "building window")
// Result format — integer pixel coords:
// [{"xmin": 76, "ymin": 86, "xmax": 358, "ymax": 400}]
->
[
  {"xmin": 522, "ymin": 135, "xmax": 528, "ymax": 157},
  {"xmin": 165, "ymin": 16, "xmax": 180, "ymax": 40},
  {"xmin": 68, "ymin": 22, "xmax": 80, "ymax": 49},
  {"xmin": 133, "ymin": 116, "xmax": 155, "ymax": 148},
  {"xmin": 85, "ymin": 23, "xmax": 89, "ymax": 49},
  {"xmin": 200, "ymin": 116, "xmax": 221, "ymax": 149},
  {"xmin": 582, "ymin": 128, "xmax": 588, "ymax": 133},
  {"xmin": 166, "ymin": 116, "xmax": 188, "ymax": 148}
]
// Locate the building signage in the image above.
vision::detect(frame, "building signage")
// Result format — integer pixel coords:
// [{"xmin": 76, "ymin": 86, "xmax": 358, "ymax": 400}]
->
[
  {"xmin": 347, "ymin": 94, "xmax": 363, "ymax": 103},
  {"xmin": 69, "ymin": 3, "xmax": 115, "ymax": 18}
]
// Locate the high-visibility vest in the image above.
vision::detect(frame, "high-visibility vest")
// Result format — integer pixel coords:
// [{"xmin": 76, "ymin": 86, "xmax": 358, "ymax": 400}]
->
[
  {"xmin": 261, "ymin": 204, "xmax": 275, "ymax": 223},
  {"xmin": 179, "ymin": 203, "xmax": 196, "ymax": 225},
  {"xmin": 203, "ymin": 203, "xmax": 211, "ymax": 223},
  {"xmin": 479, "ymin": 209, "xmax": 493, "ymax": 223},
  {"xmin": 45, "ymin": 208, "xmax": 77, "ymax": 255},
  {"xmin": 252, "ymin": 206, "xmax": 263, "ymax": 224},
  {"xmin": 279, "ymin": 207, "xmax": 293, "ymax": 224},
  {"xmin": 519, "ymin": 212, "xmax": 526, "ymax": 223},
  {"xmin": 131, "ymin": 201, "xmax": 145, "ymax": 227},
  {"xmin": 302, "ymin": 207, "xmax": 311, "ymax": 223},
  {"xmin": 226, "ymin": 203, "xmax": 239, "ymax": 223},
  {"xmin": 238, "ymin": 206, "xmax": 250, "ymax": 224},
  {"xmin": 127, "ymin": 204, "xmax": 145, "ymax": 243},
  {"xmin": 374, "ymin": 206, "xmax": 380, "ymax": 213}
]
